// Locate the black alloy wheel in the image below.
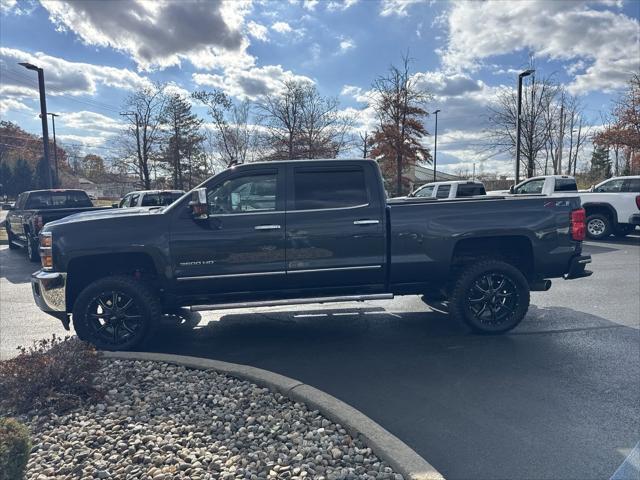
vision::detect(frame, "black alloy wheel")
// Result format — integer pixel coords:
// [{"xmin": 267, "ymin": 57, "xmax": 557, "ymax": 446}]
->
[
  {"xmin": 85, "ymin": 291, "xmax": 144, "ymax": 347},
  {"xmin": 467, "ymin": 272, "xmax": 519, "ymax": 327}
]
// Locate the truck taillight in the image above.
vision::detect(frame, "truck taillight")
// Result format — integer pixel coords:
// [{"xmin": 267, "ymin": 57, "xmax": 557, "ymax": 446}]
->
[
  {"xmin": 571, "ymin": 208, "xmax": 586, "ymax": 241},
  {"xmin": 636, "ymin": 195, "xmax": 640, "ymax": 210},
  {"xmin": 34, "ymin": 215, "xmax": 44, "ymax": 232}
]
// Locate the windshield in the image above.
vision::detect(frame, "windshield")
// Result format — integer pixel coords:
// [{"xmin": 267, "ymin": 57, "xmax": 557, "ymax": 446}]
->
[{"xmin": 141, "ymin": 192, "xmax": 184, "ymax": 207}]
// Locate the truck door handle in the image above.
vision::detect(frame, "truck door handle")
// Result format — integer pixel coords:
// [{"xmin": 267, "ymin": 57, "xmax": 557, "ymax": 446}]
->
[
  {"xmin": 353, "ymin": 219, "xmax": 380, "ymax": 225},
  {"xmin": 254, "ymin": 224, "xmax": 281, "ymax": 230}
]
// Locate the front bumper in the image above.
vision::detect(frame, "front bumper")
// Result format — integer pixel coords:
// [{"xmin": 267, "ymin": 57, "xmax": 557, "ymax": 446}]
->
[
  {"xmin": 564, "ymin": 255, "xmax": 593, "ymax": 280},
  {"xmin": 628, "ymin": 214, "xmax": 640, "ymax": 226},
  {"xmin": 31, "ymin": 270, "xmax": 68, "ymax": 322}
]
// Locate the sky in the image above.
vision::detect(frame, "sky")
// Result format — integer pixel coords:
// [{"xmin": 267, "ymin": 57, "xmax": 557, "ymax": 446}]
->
[{"xmin": 0, "ymin": 0, "xmax": 638, "ymax": 175}]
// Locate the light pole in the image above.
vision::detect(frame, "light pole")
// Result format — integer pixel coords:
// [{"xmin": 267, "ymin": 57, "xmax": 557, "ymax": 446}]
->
[
  {"xmin": 515, "ymin": 69, "xmax": 534, "ymax": 184},
  {"xmin": 432, "ymin": 109, "xmax": 440, "ymax": 182},
  {"xmin": 47, "ymin": 113, "xmax": 59, "ymax": 186},
  {"xmin": 19, "ymin": 62, "xmax": 52, "ymax": 189}
]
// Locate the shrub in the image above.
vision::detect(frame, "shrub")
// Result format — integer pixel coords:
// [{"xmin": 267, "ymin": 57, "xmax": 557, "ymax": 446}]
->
[
  {"xmin": 0, "ymin": 335, "xmax": 100, "ymax": 415},
  {"xmin": 0, "ymin": 417, "xmax": 31, "ymax": 480}
]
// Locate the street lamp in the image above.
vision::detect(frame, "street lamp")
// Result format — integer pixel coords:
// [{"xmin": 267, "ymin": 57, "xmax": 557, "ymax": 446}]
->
[
  {"xmin": 432, "ymin": 109, "xmax": 440, "ymax": 182},
  {"xmin": 515, "ymin": 69, "xmax": 534, "ymax": 184},
  {"xmin": 19, "ymin": 62, "xmax": 52, "ymax": 188}
]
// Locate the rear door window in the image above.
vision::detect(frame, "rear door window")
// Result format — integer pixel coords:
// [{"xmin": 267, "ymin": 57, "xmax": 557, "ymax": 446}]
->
[
  {"xmin": 456, "ymin": 183, "xmax": 486, "ymax": 197},
  {"xmin": 436, "ymin": 185, "xmax": 451, "ymax": 199},
  {"xmin": 622, "ymin": 179, "xmax": 640, "ymax": 193},
  {"xmin": 554, "ymin": 178, "xmax": 578, "ymax": 192},
  {"xmin": 293, "ymin": 168, "xmax": 367, "ymax": 210}
]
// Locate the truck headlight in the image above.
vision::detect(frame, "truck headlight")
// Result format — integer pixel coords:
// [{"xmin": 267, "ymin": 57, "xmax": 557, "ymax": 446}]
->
[{"xmin": 39, "ymin": 232, "xmax": 53, "ymax": 270}]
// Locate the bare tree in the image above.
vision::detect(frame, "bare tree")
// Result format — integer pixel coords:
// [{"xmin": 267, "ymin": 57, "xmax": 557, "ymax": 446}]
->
[
  {"xmin": 369, "ymin": 54, "xmax": 431, "ymax": 195},
  {"xmin": 487, "ymin": 72, "xmax": 559, "ymax": 178},
  {"xmin": 256, "ymin": 80, "xmax": 353, "ymax": 160},
  {"xmin": 120, "ymin": 82, "xmax": 167, "ymax": 189},
  {"xmin": 193, "ymin": 90, "xmax": 257, "ymax": 167},
  {"xmin": 359, "ymin": 131, "xmax": 370, "ymax": 158}
]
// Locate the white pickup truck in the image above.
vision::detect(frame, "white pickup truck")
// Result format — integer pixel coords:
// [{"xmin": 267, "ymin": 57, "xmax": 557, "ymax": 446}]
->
[
  {"xmin": 406, "ymin": 180, "xmax": 487, "ymax": 199},
  {"xmin": 490, "ymin": 175, "xmax": 640, "ymax": 239}
]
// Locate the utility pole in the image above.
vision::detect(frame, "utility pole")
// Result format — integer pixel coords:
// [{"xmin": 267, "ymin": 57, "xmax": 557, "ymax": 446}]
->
[
  {"xmin": 47, "ymin": 113, "xmax": 59, "ymax": 186},
  {"xmin": 432, "ymin": 109, "xmax": 440, "ymax": 182},
  {"xmin": 120, "ymin": 111, "xmax": 142, "ymax": 185},
  {"xmin": 527, "ymin": 74, "xmax": 536, "ymax": 178},
  {"xmin": 515, "ymin": 69, "xmax": 535, "ymax": 184},
  {"xmin": 20, "ymin": 62, "xmax": 52, "ymax": 188},
  {"xmin": 556, "ymin": 100, "xmax": 565, "ymax": 175}
]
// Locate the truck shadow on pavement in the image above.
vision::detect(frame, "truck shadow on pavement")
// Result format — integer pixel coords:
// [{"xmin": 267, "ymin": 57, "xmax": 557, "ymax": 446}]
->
[
  {"xmin": 142, "ymin": 302, "xmax": 639, "ymax": 480},
  {"xmin": 0, "ymin": 247, "xmax": 36, "ymax": 285}
]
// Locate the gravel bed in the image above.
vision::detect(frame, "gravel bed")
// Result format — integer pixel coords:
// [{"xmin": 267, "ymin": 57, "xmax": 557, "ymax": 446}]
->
[{"xmin": 24, "ymin": 359, "xmax": 403, "ymax": 480}]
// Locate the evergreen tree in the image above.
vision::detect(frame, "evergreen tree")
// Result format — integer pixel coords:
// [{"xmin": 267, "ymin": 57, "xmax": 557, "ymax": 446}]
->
[
  {"xmin": 161, "ymin": 94, "xmax": 204, "ymax": 189},
  {"xmin": 589, "ymin": 145, "xmax": 612, "ymax": 179},
  {"xmin": 12, "ymin": 159, "xmax": 33, "ymax": 195},
  {"xmin": 34, "ymin": 157, "xmax": 52, "ymax": 189},
  {"xmin": 0, "ymin": 162, "xmax": 12, "ymax": 198}
]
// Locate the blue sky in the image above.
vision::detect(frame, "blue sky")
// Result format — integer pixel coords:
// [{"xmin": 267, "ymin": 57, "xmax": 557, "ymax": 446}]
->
[{"xmin": 1, "ymin": 0, "xmax": 639, "ymax": 174}]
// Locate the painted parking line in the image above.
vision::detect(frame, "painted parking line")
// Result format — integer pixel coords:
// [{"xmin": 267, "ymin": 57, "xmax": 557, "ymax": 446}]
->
[{"xmin": 610, "ymin": 441, "xmax": 640, "ymax": 480}]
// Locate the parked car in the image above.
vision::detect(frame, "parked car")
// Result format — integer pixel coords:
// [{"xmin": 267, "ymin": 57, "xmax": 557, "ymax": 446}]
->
[
  {"xmin": 116, "ymin": 190, "xmax": 185, "ymax": 209},
  {"xmin": 489, "ymin": 175, "xmax": 640, "ymax": 239},
  {"xmin": 31, "ymin": 159, "xmax": 591, "ymax": 350},
  {"xmin": 407, "ymin": 180, "xmax": 486, "ymax": 199},
  {"xmin": 5, "ymin": 189, "xmax": 110, "ymax": 261}
]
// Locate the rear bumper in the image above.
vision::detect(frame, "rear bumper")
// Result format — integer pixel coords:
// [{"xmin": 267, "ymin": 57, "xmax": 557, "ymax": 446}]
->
[
  {"xmin": 564, "ymin": 255, "xmax": 593, "ymax": 280},
  {"xmin": 628, "ymin": 214, "xmax": 640, "ymax": 226},
  {"xmin": 31, "ymin": 270, "xmax": 68, "ymax": 322}
]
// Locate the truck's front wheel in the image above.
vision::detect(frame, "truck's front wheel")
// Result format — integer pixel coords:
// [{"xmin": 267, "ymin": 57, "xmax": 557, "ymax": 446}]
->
[
  {"xmin": 72, "ymin": 276, "xmax": 160, "ymax": 351},
  {"xmin": 449, "ymin": 259, "xmax": 530, "ymax": 334}
]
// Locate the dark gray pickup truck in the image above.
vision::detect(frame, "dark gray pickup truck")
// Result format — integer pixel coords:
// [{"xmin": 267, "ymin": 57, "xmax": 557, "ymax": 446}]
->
[
  {"xmin": 5, "ymin": 189, "xmax": 110, "ymax": 261},
  {"xmin": 31, "ymin": 159, "xmax": 592, "ymax": 350}
]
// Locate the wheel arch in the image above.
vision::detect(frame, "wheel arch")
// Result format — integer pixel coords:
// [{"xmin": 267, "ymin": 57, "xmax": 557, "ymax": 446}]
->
[
  {"xmin": 451, "ymin": 235, "xmax": 534, "ymax": 279},
  {"xmin": 66, "ymin": 252, "xmax": 160, "ymax": 312},
  {"xmin": 583, "ymin": 202, "xmax": 618, "ymax": 224}
]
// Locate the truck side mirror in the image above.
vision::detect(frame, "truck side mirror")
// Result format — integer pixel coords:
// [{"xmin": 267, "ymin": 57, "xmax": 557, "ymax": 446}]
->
[
  {"xmin": 189, "ymin": 188, "xmax": 209, "ymax": 220},
  {"xmin": 111, "ymin": 203, "xmax": 119, "ymax": 208},
  {"xmin": 589, "ymin": 185, "xmax": 595, "ymax": 192},
  {"xmin": 509, "ymin": 185, "xmax": 515, "ymax": 194}
]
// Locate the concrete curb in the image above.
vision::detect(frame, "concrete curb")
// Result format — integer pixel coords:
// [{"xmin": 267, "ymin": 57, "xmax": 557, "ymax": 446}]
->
[{"xmin": 103, "ymin": 351, "xmax": 444, "ymax": 480}]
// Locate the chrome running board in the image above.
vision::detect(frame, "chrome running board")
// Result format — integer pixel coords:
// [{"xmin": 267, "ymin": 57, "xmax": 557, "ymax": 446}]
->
[{"xmin": 190, "ymin": 293, "xmax": 394, "ymax": 312}]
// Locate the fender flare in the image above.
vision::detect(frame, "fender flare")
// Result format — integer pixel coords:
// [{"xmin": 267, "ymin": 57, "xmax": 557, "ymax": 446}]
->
[{"xmin": 582, "ymin": 202, "xmax": 618, "ymax": 225}]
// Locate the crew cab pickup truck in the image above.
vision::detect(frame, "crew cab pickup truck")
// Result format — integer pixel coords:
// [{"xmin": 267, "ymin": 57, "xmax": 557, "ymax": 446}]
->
[
  {"xmin": 489, "ymin": 175, "xmax": 640, "ymax": 239},
  {"xmin": 6, "ymin": 189, "xmax": 110, "ymax": 261},
  {"xmin": 406, "ymin": 180, "xmax": 486, "ymax": 199},
  {"xmin": 31, "ymin": 159, "xmax": 592, "ymax": 350}
]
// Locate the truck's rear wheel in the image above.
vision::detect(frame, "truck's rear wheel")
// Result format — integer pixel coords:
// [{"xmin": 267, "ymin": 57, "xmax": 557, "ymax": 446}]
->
[
  {"xmin": 72, "ymin": 275, "xmax": 160, "ymax": 351},
  {"xmin": 586, "ymin": 213, "xmax": 611, "ymax": 240},
  {"xmin": 26, "ymin": 235, "xmax": 39, "ymax": 262},
  {"xmin": 449, "ymin": 259, "xmax": 530, "ymax": 334},
  {"xmin": 6, "ymin": 229, "xmax": 19, "ymax": 250}
]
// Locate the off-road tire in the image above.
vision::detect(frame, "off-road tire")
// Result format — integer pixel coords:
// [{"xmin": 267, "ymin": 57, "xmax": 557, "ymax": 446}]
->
[
  {"xmin": 72, "ymin": 275, "xmax": 160, "ymax": 351},
  {"xmin": 26, "ymin": 235, "xmax": 39, "ymax": 262},
  {"xmin": 6, "ymin": 228, "xmax": 19, "ymax": 250},
  {"xmin": 586, "ymin": 213, "xmax": 611, "ymax": 240},
  {"xmin": 449, "ymin": 259, "xmax": 530, "ymax": 334}
]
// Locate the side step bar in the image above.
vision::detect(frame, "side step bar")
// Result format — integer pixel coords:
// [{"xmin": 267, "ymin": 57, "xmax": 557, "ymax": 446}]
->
[{"xmin": 190, "ymin": 293, "xmax": 394, "ymax": 312}]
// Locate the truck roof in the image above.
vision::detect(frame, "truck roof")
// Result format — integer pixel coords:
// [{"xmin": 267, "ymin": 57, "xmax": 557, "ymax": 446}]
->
[{"xmin": 23, "ymin": 189, "xmax": 88, "ymax": 194}]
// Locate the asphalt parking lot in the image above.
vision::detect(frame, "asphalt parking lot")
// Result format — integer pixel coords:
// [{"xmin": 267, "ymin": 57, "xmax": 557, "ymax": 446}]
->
[{"xmin": 1, "ymin": 235, "xmax": 638, "ymax": 480}]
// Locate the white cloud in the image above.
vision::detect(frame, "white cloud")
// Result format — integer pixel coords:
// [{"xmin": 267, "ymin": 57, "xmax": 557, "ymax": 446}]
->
[
  {"xmin": 303, "ymin": 0, "xmax": 319, "ymax": 11},
  {"xmin": 0, "ymin": 47, "xmax": 152, "ymax": 99},
  {"xmin": 441, "ymin": 0, "xmax": 639, "ymax": 94},
  {"xmin": 193, "ymin": 65, "xmax": 314, "ymax": 100},
  {"xmin": 271, "ymin": 21, "xmax": 293, "ymax": 33},
  {"xmin": 0, "ymin": 98, "xmax": 32, "ymax": 115},
  {"xmin": 62, "ymin": 111, "xmax": 123, "ymax": 134},
  {"xmin": 40, "ymin": 0, "xmax": 250, "ymax": 71},
  {"xmin": 412, "ymin": 71, "xmax": 483, "ymax": 98},
  {"xmin": 327, "ymin": 0, "xmax": 359, "ymax": 12},
  {"xmin": 339, "ymin": 38, "xmax": 356, "ymax": 53},
  {"xmin": 247, "ymin": 21, "xmax": 269, "ymax": 42},
  {"xmin": 379, "ymin": 0, "xmax": 423, "ymax": 17}
]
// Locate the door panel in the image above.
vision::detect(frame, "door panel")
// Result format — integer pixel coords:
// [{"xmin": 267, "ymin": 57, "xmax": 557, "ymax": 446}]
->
[
  {"xmin": 169, "ymin": 168, "xmax": 286, "ymax": 295},
  {"xmin": 285, "ymin": 164, "xmax": 385, "ymax": 289}
]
